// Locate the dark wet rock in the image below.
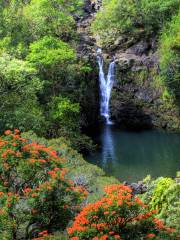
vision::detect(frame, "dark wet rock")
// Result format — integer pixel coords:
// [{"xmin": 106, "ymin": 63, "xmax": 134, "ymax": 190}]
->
[
  {"xmin": 74, "ymin": 0, "xmax": 101, "ymax": 128},
  {"xmin": 83, "ymin": 0, "xmax": 102, "ymax": 15},
  {"xmin": 91, "ymin": 0, "xmax": 102, "ymax": 12},
  {"xmin": 123, "ymin": 181, "xmax": 147, "ymax": 195},
  {"xmin": 115, "ymin": 55, "xmax": 135, "ymax": 70},
  {"xmin": 134, "ymin": 90, "xmax": 154, "ymax": 103},
  {"xmin": 130, "ymin": 182, "xmax": 147, "ymax": 194},
  {"xmin": 143, "ymin": 54, "xmax": 159, "ymax": 69},
  {"xmin": 111, "ymin": 102, "xmax": 153, "ymax": 130},
  {"xmin": 112, "ymin": 36, "xmax": 128, "ymax": 50},
  {"xmin": 79, "ymin": 33, "xmax": 96, "ymax": 46},
  {"xmin": 123, "ymin": 181, "xmax": 128, "ymax": 185},
  {"xmin": 126, "ymin": 40, "xmax": 150, "ymax": 56},
  {"xmin": 83, "ymin": 0, "xmax": 92, "ymax": 13}
]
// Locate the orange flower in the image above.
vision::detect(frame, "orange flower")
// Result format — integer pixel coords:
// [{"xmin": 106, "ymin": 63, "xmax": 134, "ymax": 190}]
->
[
  {"xmin": 67, "ymin": 228, "xmax": 74, "ymax": 235},
  {"xmin": 61, "ymin": 170, "xmax": 66, "ymax": 179},
  {"xmin": 38, "ymin": 159, "xmax": 46, "ymax": 163},
  {"xmin": 135, "ymin": 196, "xmax": 144, "ymax": 206},
  {"xmin": 7, "ymin": 192, "xmax": 13, "ymax": 197},
  {"xmin": 146, "ymin": 233, "xmax": 156, "ymax": 238},
  {"xmin": 104, "ymin": 211, "xmax": 109, "ymax": 215},
  {"xmin": 4, "ymin": 130, "xmax": 12, "ymax": 135},
  {"xmin": 39, "ymin": 230, "xmax": 48, "ymax": 236},
  {"xmin": 0, "ymin": 141, "xmax": 5, "ymax": 147},
  {"xmin": 23, "ymin": 188, "xmax": 32, "ymax": 194},
  {"xmin": 0, "ymin": 192, "xmax": 4, "ymax": 197},
  {"xmin": 1, "ymin": 149, "xmax": 15, "ymax": 158},
  {"xmin": 153, "ymin": 218, "xmax": 165, "ymax": 229},
  {"xmin": 54, "ymin": 167, "xmax": 60, "ymax": 171},
  {"xmin": 100, "ymin": 235, "xmax": 108, "ymax": 240},
  {"xmin": 117, "ymin": 200, "xmax": 122, "ymax": 206},
  {"xmin": 13, "ymin": 135, "xmax": 20, "ymax": 140},
  {"xmin": 114, "ymin": 235, "xmax": 121, "ymax": 239},
  {"xmin": 14, "ymin": 129, "xmax": 20, "ymax": 134},
  {"xmin": 32, "ymin": 193, "xmax": 38, "ymax": 198}
]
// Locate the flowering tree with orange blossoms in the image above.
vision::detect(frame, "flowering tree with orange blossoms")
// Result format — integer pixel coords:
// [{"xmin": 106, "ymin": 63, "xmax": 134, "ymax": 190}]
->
[
  {"xmin": 67, "ymin": 184, "xmax": 178, "ymax": 240},
  {"xmin": 0, "ymin": 130, "xmax": 88, "ymax": 239}
]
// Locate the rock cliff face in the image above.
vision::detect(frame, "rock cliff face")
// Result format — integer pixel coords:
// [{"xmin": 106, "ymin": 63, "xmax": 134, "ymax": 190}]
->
[
  {"xmin": 77, "ymin": 0, "xmax": 180, "ymax": 130},
  {"xmin": 109, "ymin": 38, "xmax": 180, "ymax": 130},
  {"xmin": 75, "ymin": 0, "xmax": 100, "ymax": 128}
]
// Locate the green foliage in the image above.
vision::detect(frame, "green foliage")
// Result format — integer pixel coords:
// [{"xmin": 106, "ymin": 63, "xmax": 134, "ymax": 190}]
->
[
  {"xmin": 142, "ymin": 177, "xmax": 180, "ymax": 233},
  {"xmin": 162, "ymin": 89, "xmax": 173, "ymax": 102},
  {"xmin": 0, "ymin": 1, "xmax": 98, "ymax": 151},
  {"xmin": 0, "ymin": 130, "xmax": 87, "ymax": 239},
  {"xmin": 48, "ymin": 96, "xmax": 97, "ymax": 153},
  {"xmin": 0, "ymin": 1, "xmax": 34, "ymax": 56},
  {"xmin": 0, "ymin": 54, "xmax": 44, "ymax": 133},
  {"xmin": 159, "ymin": 10, "xmax": 180, "ymax": 104},
  {"xmin": 0, "ymin": 0, "xmax": 82, "ymax": 49},
  {"xmin": 23, "ymin": 0, "xmax": 82, "ymax": 40},
  {"xmin": 140, "ymin": 0, "xmax": 180, "ymax": 31},
  {"xmin": 26, "ymin": 36, "xmax": 77, "ymax": 104},
  {"xmin": 92, "ymin": 0, "xmax": 180, "ymax": 46},
  {"xmin": 48, "ymin": 96, "xmax": 80, "ymax": 132},
  {"xmin": 44, "ymin": 234, "xmax": 68, "ymax": 240},
  {"xmin": 149, "ymin": 178, "xmax": 175, "ymax": 211},
  {"xmin": 27, "ymin": 36, "xmax": 75, "ymax": 68}
]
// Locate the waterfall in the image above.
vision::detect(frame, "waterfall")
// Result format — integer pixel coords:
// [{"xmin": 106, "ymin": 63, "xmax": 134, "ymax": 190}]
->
[{"xmin": 97, "ymin": 52, "xmax": 115, "ymax": 124}]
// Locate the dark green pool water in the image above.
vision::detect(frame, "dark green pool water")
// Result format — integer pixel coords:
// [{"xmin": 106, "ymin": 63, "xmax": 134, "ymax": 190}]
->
[{"xmin": 86, "ymin": 125, "xmax": 180, "ymax": 182}]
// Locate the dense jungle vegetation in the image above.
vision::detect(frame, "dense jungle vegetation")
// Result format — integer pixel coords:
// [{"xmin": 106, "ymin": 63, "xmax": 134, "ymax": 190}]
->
[
  {"xmin": 0, "ymin": 0, "xmax": 96, "ymax": 153},
  {"xmin": 0, "ymin": 0, "xmax": 179, "ymax": 239}
]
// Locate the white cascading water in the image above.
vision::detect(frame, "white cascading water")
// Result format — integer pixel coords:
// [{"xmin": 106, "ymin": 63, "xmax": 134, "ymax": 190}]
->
[{"xmin": 97, "ymin": 50, "xmax": 115, "ymax": 124}]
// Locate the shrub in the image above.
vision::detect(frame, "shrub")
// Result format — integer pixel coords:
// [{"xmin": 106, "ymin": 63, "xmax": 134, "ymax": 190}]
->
[
  {"xmin": 0, "ymin": 130, "xmax": 87, "ymax": 239},
  {"xmin": 0, "ymin": 54, "xmax": 44, "ymax": 134},
  {"xmin": 23, "ymin": 0, "xmax": 82, "ymax": 40},
  {"xmin": 67, "ymin": 184, "xmax": 177, "ymax": 240},
  {"xmin": 148, "ymin": 178, "xmax": 175, "ymax": 211},
  {"xmin": 27, "ymin": 36, "xmax": 75, "ymax": 69},
  {"xmin": 159, "ymin": 10, "xmax": 180, "ymax": 104},
  {"xmin": 142, "ymin": 177, "xmax": 180, "ymax": 233},
  {"xmin": 48, "ymin": 96, "xmax": 80, "ymax": 133}
]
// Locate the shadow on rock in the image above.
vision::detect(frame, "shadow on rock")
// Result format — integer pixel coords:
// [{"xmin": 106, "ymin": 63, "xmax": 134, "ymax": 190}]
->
[{"xmin": 111, "ymin": 102, "xmax": 153, "ymax": 131}]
